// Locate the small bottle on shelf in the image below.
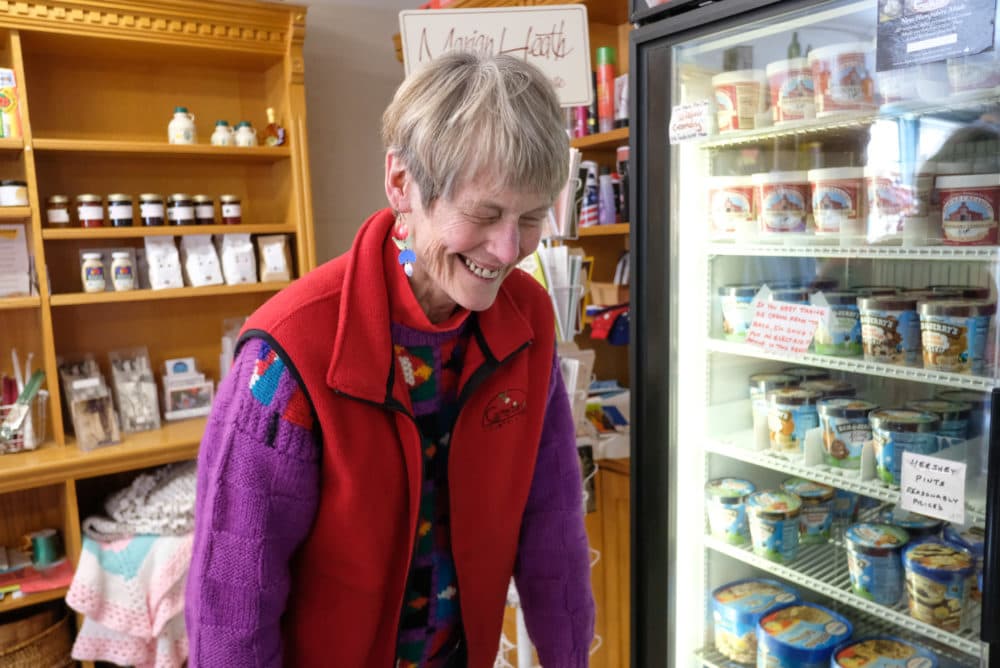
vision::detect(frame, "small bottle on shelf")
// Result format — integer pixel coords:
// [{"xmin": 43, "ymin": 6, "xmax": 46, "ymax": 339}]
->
[
  {"xmin": 263, "ymin": 107, "xmax": 286, "ymax": 147},
  {"xmin": 787, "ymin": 31, "xmax": 802, "ymax": 59},
  {"xmin": 596, "ymin": 47, "xmax": 616, "ymax": 134}
]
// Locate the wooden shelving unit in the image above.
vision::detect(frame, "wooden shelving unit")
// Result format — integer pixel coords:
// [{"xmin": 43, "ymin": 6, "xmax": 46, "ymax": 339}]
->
[
  {"xmin": 579, "ymin": 222, "xmax": 630, "ymax": 237},
  {"xmin": 0, "ymin": 0, "xmax": 313, "ymax": 631},
  {"xmin": 571, "ymin": 126, "xmax": 630, "ymax": 151}
]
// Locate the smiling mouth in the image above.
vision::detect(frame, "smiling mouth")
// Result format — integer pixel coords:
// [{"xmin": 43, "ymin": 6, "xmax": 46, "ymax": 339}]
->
[{"xmin": 462, "ymin": 256, "xmax": 502, "ymax": 280}]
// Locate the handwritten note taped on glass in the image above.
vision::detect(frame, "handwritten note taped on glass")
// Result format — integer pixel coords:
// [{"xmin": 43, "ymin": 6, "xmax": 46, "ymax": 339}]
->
[
  {"xmin": 399, "ymin": 5, "xmax": 593, "ymax": 107},
  {"xmin": 900, "ymin": 451, "xmax": 966, "ymax": 524},
  {"xmin": 746, "ymin": 299, "xmax": 829, "ymax": 354}
]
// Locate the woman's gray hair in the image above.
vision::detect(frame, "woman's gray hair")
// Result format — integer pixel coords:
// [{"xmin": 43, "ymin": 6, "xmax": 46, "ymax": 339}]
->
[{"xmin": 382, "ymin": 51, "xmax": 569, "ymax": 209}]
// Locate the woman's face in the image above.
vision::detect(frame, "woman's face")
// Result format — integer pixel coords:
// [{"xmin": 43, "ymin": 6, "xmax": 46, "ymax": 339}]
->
[{"xmin": 391, "ymin": 159, "xmax": 552, "ymax": 322}]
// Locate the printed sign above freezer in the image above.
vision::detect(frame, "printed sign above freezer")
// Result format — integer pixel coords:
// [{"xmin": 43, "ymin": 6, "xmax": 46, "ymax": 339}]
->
[
  {"xmin": 876, "ymin": 0, "xmax": 998, "ymax": 71},
  {"xmin": 398, "ymin": 5, "xmax": 593, "ymax": 106}
]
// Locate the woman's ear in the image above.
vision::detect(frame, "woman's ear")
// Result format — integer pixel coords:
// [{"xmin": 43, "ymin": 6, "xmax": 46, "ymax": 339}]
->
[{"xmin": 384, "ymin": 150, "xmax": 413, "ymax": 214}]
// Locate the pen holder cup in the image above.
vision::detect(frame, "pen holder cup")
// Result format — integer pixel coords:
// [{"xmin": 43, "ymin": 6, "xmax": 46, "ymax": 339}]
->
[
  {"xmin": 552, "ymin": 284, "xmax": 586, "ymax": 341},
  {"xmin": 0, "ymin": 390, "xmax": 48, "ymax": 454}
]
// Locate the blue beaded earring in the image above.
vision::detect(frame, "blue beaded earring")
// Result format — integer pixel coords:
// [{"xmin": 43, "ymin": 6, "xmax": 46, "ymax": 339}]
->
[{"xmin": 391, "ymin": 216, "xmax": 415, "ymax": 277}]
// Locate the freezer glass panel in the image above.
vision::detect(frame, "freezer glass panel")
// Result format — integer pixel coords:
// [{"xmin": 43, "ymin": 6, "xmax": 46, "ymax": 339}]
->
[{"xmin": 664, "ymin": 1, "xmax": 998, "ymax": 667}]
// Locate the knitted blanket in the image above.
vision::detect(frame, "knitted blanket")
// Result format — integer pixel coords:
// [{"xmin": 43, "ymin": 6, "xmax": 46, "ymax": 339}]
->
[
  {"xmin": 67, "ymin": 533, "xmax": 192, "ymax": 668},
  {"xmin": 82, "ymin": 461, "xmax": 197, "ymax": 541}
]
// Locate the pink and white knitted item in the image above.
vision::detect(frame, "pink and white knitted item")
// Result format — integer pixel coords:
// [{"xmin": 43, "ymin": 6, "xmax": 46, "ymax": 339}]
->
[{"xmin": 67, "ymin": 533, "xmax": 193, "ymax": 668}]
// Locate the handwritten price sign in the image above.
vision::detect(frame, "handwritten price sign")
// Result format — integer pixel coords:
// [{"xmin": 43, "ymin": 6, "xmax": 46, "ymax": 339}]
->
[
  {"xmin": 399, "ymin": 5, "xmax": 593, "ymax": 107},
  {"xmin": 900, "ymin": 452, "xmax": 966, "ymax": 524},
  {"xmin": 746, "ymin": 300, "xmax": 829, "ymax": 354}
]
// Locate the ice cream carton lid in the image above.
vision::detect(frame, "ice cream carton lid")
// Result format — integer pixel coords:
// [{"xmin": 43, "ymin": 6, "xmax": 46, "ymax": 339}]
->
[
  {"xmin": 832, "ymin": 636, "xmax": 938, "ymax": 668},
  {"xmin": 758, "ymin": 603, "xmax": 852, "ymax": 660},
  {"xmin": 880, "ymin": 506, "xmax": 943, "ymax": 531},
  {"xmin": 749, "ymin": 373, "xmax": 799, "ymax": 394},
  {"xmin": 719, "ymin": 283, "xmax": 759, "ymax": 297},
  {"xmin": 845, "ymin": 523, "xmax": 910, "ymax": 551},
  {"xmin": 904, "ymin": 400, "xmax": 972, "ymax": 421},
  {"xmin": 869, "ymin": 409, "xmax": 939, "ymax": 433},
  {"xmin": 751, "ymin": 170, "xmax": 810, "ymax": 185},
  {"xmin": 747, "ymin": 490, "xmax": 802, "ymax": 515},
  {"xmin": 807, "ymin": 167, "xmax": 865, "ymax": 181},
  {"xmin": 936, "ymin": 173, "xmax": 1000, "ymax": 189},
  {"xmin": 767, "ymin": 388, "xmax": 823, "ymax": 406},
  {"xmin": 903, "ymin": 540, "xmax": 975, "ymax": 575},
  {"xmin": 705, "ymin": 478, "xmax": 756, "ymax": 502},
  {"xmin": 781, "ymin": 478, "xmax": 834, "ymax": 501},
  {"xmin": 800, "ymin": 380, "xmax": 855, "ymax": 398},
  {"xmin": 942, "ymin": 524, "xmax": 984, "ymax": 557},
  {"xmin": 817, "ymin": 398, "xmax": 879, "ymax": 418},
  {"xmin": 711, "ymin": 578, "xmax": 799, "ymax": 621},
  {"xmin": 781, "ymin": 367, "xmax": 831, "ymax": 382}
]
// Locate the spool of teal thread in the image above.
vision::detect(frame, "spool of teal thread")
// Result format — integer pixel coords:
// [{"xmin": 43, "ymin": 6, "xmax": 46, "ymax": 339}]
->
[{"xmin": 29, "ymin": 528, "xmax": 63, "ymax": 568}]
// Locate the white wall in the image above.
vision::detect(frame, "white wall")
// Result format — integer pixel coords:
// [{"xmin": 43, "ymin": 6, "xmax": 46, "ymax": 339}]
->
[{"xmin": 303, "ymin": 0, "xmax": 413, "ymax": 262}]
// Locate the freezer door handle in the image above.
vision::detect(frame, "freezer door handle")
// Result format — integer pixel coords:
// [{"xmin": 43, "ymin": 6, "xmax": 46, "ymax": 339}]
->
[{"xmin": 982, "ymin": 388, "xmax": 1000, "ymax": 644}]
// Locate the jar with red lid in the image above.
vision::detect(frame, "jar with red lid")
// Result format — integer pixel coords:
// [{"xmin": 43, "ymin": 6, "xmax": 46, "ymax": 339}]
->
[
  {"xmin": 76, "ymin": 194, "xmax": 104, "ymax": 228},
  {"xmin": 220, "ymin": 194, "xmax": 242, "ymax": 224}
]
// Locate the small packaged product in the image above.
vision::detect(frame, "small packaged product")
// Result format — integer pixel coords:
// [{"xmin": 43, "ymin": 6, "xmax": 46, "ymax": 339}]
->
[
  {"xmin": 180, "ymin": 234, "xmax": 223, "ymax": 287},
  {"xmin": 144, "ymin": 237, "xmax": 184, "ymax": 289},
  {"xmin": 257, "ymin": 234, "xmax": 292, "ymax": 282},
  {"xmin": 161, "ymin": 356, "xmax": 214, "ymax": 421},
  {"xmin": 108, "ymin": 348, "xmax": 160, "ymax": 433},
  {"xmin": 58, "ymin": 355, "xmax": 121, "ymax": 451},
  {"xmin": 217, "ymin": 234, "xmax": 258, "ymax": 285}
]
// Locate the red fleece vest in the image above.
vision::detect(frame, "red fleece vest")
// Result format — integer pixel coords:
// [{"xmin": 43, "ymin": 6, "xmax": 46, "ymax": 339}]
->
[{"xmin": 241, "ymin": 209, "xmax": 556, "ymax": 667}]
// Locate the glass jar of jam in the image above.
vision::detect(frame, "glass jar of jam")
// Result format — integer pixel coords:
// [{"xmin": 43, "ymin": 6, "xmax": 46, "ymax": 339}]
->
[
  {"xmin": 220, "ymin": 194, "xmax": 242, "ymax": 224},
  {"xmin": 139, "ymin": 194, "xmax": 165, "ymax": 226},
  {"xmin": 46, "ymin": 195, "xmax": 70, "ymax": 227},
  {"xmin": 194, "ymin": 195, "xmax": 215, "ymax": 225},
  {"xmin": 76, "ymin": 194, "xmax": 104, "ymax": 228},
  {"xmin": 107, "ymin": 193, "xmax": 134, "ymax": 227},
  {"xmin": 0, "ymin": 180, "xmax": 28, "ymax": 206},
  {"xmin": 167, "ymin": 193, "xmax": 195, "ymax": 226}
]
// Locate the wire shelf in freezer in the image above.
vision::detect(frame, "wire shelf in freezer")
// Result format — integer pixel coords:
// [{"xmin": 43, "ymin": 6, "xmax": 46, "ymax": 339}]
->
[
  {"xmin": 705, "ymin": 430, "xmax": 987, "ymax": 526},
  {"xmin": 707, "ymin": 243, "xmax": 1000, "ymax": 262},
  {"xmin": 704, "ymin": 535, "xmax": 983, "ymax": 657},
  {"xmin": 696, "ymin": 87, "xmax": 1000, "ymax": 150},
  {"xmin": 707, "ymin": 339, "xmax": 998, "ymax": 391}
]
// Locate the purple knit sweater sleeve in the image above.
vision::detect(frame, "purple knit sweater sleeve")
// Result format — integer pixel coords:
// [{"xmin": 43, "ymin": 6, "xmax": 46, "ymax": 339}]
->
[
  {"xmin": 514, "ymin": 352, "xmax": 595, "ymax": 667},
  {"xmin": 185, "ymin": 338, "xmax": 320, "ymax": 668}
]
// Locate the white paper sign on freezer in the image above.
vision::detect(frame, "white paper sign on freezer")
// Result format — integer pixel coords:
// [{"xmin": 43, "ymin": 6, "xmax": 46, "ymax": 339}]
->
[
  {"xmin": 745, "ymin": 300, "xmax": 828, "ymax": 354},
  {"xmin": 900, "ymin": 451, "xmax": 966, "ymax": 524}
]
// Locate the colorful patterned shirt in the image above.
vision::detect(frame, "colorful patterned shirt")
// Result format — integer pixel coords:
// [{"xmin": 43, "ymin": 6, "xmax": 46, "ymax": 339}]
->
[{"xmin": 393, "ymin": 318, "xmax": 469, "ymax": 667}]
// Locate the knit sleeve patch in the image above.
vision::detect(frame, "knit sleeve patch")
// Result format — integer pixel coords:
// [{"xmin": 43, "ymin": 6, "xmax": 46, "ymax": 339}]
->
[{"xmin": 249, "ymin": 341, "xmax": 314, "ymax": 432}]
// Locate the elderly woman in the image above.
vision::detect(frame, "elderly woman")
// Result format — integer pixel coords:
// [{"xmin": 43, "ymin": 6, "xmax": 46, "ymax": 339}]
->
[{"xmin": 185, "ymin": 52, "xmax": 595, "ymax": 667}]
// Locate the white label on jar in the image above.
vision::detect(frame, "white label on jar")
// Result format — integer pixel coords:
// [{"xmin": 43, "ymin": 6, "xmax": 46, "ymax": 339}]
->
[
  {"xmin": 168, "ymin": 205, "xmax": 195, "ymax": 222},
  {"xmin": 47, "ymin": 208, "xmax": 70, "ymax": 224},
  {"xmin": 77, "ymin": 204, "xmax": 103, "ymax": 221},
  {"xmin": 222, "ymin": 203, "xmax": 242, "ymax": 219},
  {"xmin": 141, "ymin": 202, "xmax": 165, "ymax": 218},
  {"xmin": 108, "ymin": 203, "xmax": 133, "ymax": 220},
  {"xmin": 196, "ymin": 204, "xmax": 214, "ymax": 219},
  {"xmin": 0, "ymin": 186, "xmax": 27, "ymax": 206}
]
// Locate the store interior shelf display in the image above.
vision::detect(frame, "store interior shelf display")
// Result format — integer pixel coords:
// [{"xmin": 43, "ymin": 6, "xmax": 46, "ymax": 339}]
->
[
  {"xmin": 707, "ymin": 340, "xmax": 1000, "ymax": 391},
  {"xmin": 704, "ymin": 536, "xmax": 983, "ymax": 657},
  {"xmin": 0, "ymin": 1, "xmax": 312, "ymax": 646},
  {"xmin": 708, "ymin": 243, "xmax": 1000, "ymax": 261},
  {"xmin": 705, "ymin": 425, "xmax": 988, "ymax": 526}
]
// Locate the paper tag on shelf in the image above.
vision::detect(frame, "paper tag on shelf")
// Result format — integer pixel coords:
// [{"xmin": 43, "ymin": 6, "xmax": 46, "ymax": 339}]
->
[
  {"xmin": 668, "ymin": 101, "xmax": 711, "ymax": 144},
  {"xmin": 900, "ymin": 451, "xmax": 966, "ymax": 524},
  {"xmin": 745, "ymin": 299, "xmax": 828, "ymax": 354}
]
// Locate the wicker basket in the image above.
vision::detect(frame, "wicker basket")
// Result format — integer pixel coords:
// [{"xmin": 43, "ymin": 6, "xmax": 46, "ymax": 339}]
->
[{"xmin": 0, "ymin": 606, "xmax": 73, "ymax": 668}]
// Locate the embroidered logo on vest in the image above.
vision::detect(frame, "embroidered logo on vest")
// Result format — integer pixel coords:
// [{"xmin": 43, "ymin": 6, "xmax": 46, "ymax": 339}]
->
[{"xmin": 483, "ymin": 390, "xmax": 527, "ymax": 429}]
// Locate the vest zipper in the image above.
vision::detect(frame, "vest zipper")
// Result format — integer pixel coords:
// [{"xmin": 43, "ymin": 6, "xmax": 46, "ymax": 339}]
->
[{"xmin": 333, "ymin": 335, "xmax": 532, "ymax": 666}]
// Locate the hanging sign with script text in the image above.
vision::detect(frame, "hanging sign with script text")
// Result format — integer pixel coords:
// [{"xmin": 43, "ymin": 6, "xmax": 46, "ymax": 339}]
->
[{"xmin": 399, "ymin": 5, "xmax": 593, "ymax": 107}]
